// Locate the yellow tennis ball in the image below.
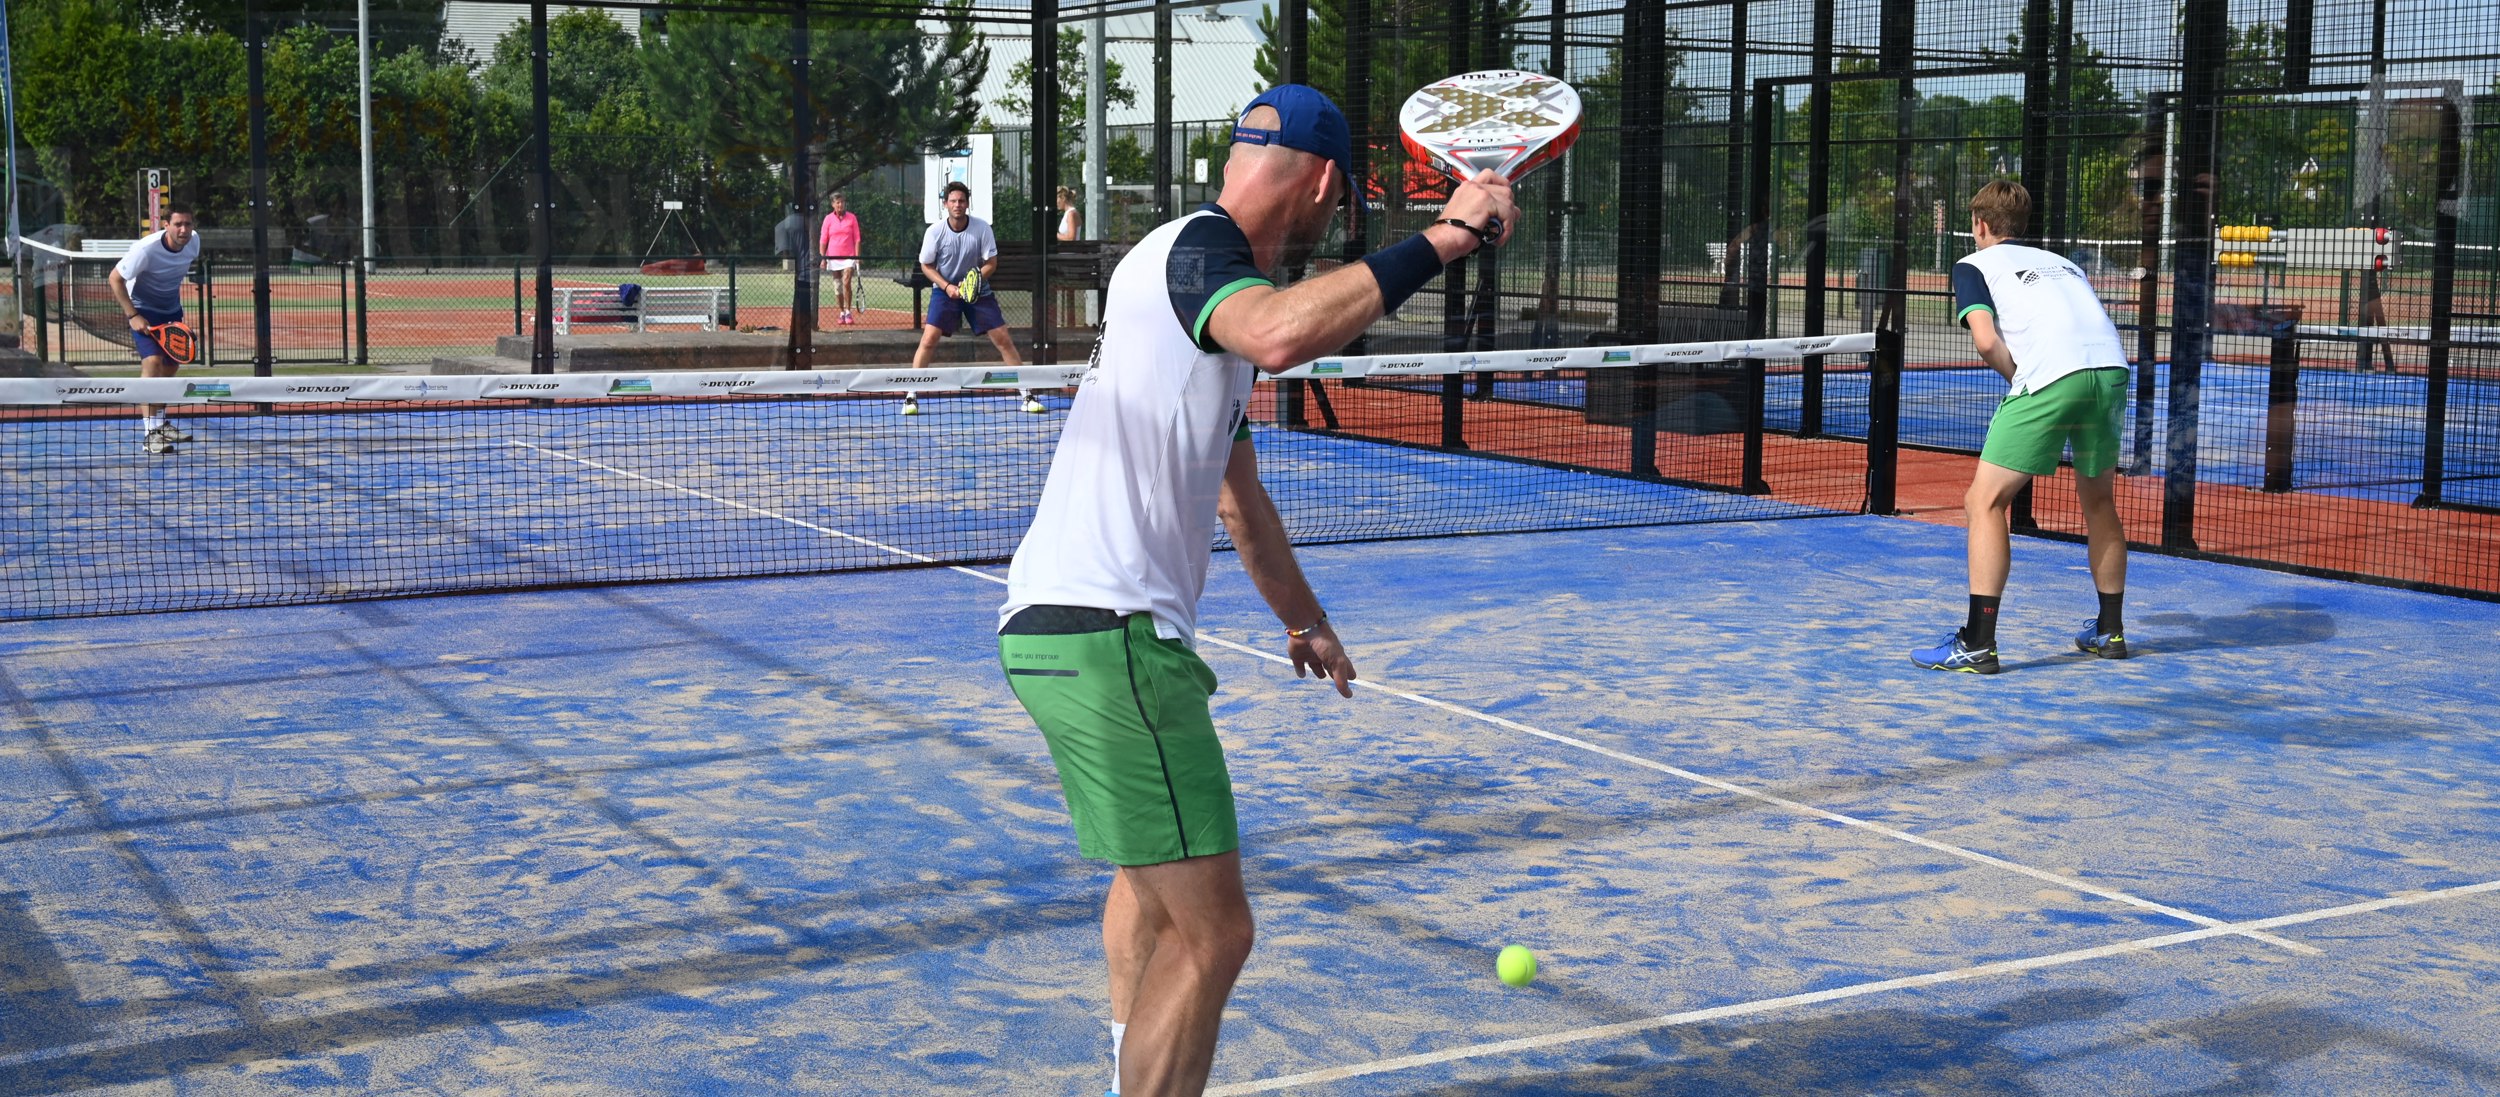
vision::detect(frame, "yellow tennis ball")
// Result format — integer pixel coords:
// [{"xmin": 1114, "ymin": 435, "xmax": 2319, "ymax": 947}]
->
[{"xmin": 1496, "ymin": 945, "xmax": 1537, "ymax": 987}]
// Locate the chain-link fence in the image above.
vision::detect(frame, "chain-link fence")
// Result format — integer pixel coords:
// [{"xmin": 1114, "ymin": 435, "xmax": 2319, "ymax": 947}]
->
[{"xmin": 9, "ymin": 0, "xmax": 2495, "ymax": 596}]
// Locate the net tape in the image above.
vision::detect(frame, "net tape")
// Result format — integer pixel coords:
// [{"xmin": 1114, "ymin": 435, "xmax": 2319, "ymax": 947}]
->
[{"xmin": 0, "ymin": 333, "xmax": 1878, "ymax": 407}]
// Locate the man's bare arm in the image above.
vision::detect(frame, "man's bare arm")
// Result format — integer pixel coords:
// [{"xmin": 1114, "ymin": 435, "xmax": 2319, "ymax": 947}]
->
[
  {"xmin": 1216, "ymin": 438, "xmax": 1354, "ymax": 696},
  {"xmin": 1967, "ymin": 310, "xmax": 2017, "ymax": 382},
  {"xmin": 109, "ymin": 270, "xmax": 143, "ymax": 331}
]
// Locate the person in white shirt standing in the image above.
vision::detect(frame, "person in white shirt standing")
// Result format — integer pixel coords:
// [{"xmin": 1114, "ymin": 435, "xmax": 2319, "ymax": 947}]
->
[
  {"xmin": 906, "ymin": 181, "xmax": 1041, "ymax": 414},
  {"xmin": 109, "ymin": 210, "xmax": 201, "ymax": 454},
  {"xmin": 996, "ymin": 85, "xmax": 1515, "ymax": 1097},
  {"xmin": 1913, "ymin": 181, "xmax": 2134, "ymax": 674}
]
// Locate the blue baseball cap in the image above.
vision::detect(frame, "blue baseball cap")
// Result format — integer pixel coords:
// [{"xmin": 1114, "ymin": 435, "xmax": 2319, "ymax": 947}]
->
[{"xmin": 1234, "ymin": 84, "xmax": 1361, "ymax": 232}]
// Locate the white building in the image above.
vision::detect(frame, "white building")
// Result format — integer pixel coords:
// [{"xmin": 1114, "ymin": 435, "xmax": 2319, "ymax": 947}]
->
[{"xmin": 441, "ymin": 1, "xmax": 641, "ymax": 63}]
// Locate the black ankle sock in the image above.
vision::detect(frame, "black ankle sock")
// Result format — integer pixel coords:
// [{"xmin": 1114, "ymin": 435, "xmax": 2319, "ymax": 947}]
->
[
  {"xmin": 2096, "ymin": 591, "xmax": 2124, "ymax": 635},
  {"xmin": 1964, "ymin": 595, "xmax": 2001, "ymax": 651}
]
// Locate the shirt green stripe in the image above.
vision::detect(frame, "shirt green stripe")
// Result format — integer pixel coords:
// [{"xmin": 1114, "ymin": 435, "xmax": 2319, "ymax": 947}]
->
[
  {"xmin": 1192, "ymin": 276, "xmax": 1275, "ymax": 352},
  {"xmin": 1956, "ymin": 303, "xmax": 1995, "ymax": 327}
]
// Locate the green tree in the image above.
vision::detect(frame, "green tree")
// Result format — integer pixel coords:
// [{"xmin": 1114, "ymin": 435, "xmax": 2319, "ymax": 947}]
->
[
  {"xmin": 1250, "ymin": 0, "xmax": 1526, "ymax": 162},
  {"xmin": 12, "ymin": 0, "xmax": 248, "ymax": 232},
  {"xmin": 992, "ymin": 26, "xmax": 1139, "ymax": 180},
  {"xmin": 643, "ymin": 3, "xmax": 985, "ymax": 193}
]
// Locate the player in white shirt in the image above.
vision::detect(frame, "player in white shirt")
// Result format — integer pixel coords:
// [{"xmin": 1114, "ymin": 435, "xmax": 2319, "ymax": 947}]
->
[
  {"xmin": 1913, "ymin": 181, "xmax": 2134, "ymax": 674},
  {"xmin": 109, "ymin": 210, "xmax": 201, "ymax": 454},
  {"xmin": 907, "ymin": 181, "xmax": 1042, "ymax": 414},
  {"xmin": 996, "ymin": 85, "xmax": 1516, "ymax": 1097}
]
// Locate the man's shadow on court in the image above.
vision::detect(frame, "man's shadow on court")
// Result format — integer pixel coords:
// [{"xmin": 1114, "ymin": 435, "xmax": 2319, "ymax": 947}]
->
[{"xmin": 1999, "ymin": 601, "xmax": 2336, "ymax": 671}]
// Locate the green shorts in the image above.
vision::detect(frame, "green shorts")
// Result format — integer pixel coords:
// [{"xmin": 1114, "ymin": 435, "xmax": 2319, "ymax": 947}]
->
[
  {"xmin": 999, "ymin": 606, "xmax": 1237, "ymax": 866},
  {"xmin": 1979, "ymin": 367, "xmax": 2130, "ymax": 477}
]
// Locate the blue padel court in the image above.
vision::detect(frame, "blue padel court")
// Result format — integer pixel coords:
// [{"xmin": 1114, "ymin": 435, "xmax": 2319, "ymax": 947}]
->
[{"xmin": 6, "ymin": 512, "xmax": 2497, "ymax": 1095}]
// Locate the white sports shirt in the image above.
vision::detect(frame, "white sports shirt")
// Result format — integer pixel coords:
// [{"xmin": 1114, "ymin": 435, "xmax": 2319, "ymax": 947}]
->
[
  {"xmin": 1952, "ymin": 242, "xmax": 2129, "ymax": 395},
  {"xmin": 1001, "ymin": 205, "xmax": 1276, "ymax": 642},
  {"xmin": 113, "ymin": 230, "xmax": 200, "ymax": 314}
]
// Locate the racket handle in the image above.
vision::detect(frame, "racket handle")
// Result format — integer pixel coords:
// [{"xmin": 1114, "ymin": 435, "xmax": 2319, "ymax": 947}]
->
[{"xmin": 1484, "ymin": 216, "xmax": 1503, "ymax": 246}]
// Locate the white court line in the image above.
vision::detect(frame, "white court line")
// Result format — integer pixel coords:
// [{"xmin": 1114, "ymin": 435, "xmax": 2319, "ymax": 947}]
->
[
  {"xmin": 509, "ymin": 440, "xmax": 975, "ymax": 572},
  {"xmin": 1203, "ymin": 876, "xmax": 2500, "ymax": 1096},
  {"xmin": 511, "ymin": 442, "xmax": 2317, "ymax": 957},
  {"xmin": 1190, "ymin": 629, "xmax": 2315, "ymax": 956}
]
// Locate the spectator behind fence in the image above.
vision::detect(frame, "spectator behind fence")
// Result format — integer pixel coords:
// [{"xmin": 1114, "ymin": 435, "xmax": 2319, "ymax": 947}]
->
[{"xmin": 822, "ymin": 191, "xmax": 864, "ymax": 326}]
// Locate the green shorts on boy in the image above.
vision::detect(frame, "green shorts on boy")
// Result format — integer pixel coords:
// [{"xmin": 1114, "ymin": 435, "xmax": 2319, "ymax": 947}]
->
[{"xmin": 1913, "ymin": 180, "xmax": 2135, "ymax": 675}]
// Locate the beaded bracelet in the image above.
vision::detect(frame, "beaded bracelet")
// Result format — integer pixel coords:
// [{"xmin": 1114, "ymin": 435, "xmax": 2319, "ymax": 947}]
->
[{"xmin": 1285, "ymin": 612, "xmax": 1329, "ymax": 638}]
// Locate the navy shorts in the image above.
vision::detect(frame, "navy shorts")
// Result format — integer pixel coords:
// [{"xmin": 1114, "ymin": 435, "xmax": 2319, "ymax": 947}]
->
[
  {"xmin": 132, "ymin": 307, "xmax": 183, "ymax": 361},
  {"xmin": 926, "ymin": 291, "xmax": 1008, "ymax": 336}
]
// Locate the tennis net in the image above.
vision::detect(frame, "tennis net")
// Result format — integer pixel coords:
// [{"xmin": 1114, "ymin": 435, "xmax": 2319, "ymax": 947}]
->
[
  {"xmin": 19, "ymin": 238, "xmax": 140, "ymax": 352},
  {"xmin": 0, "ymin": 336, "xmax": 1873, "ymax": 619}
]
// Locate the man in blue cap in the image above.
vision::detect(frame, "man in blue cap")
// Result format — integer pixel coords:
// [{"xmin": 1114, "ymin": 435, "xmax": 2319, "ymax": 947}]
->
[{"xmin": 997, "ymin": 85, "xmax": 1516, "ymax": 1096}]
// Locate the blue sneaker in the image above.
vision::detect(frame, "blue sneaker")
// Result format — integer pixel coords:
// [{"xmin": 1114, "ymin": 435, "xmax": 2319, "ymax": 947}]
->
[
  {"xmin": 1911, "ymin": 630, "xmax": 2000, "ymax": 674},
  {"xmin": 2074, "ymin": 618, "xmax": 2130, "ymax": 659}
]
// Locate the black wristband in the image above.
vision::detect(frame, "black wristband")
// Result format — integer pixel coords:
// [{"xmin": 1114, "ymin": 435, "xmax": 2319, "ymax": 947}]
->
[
  {"xmin": 1360, "ymin": 232, "xmax": 1446, "ymax": 315},
  {"xmin": 1434, "ymin": 217, "xmax": 1499, "ymax": 246}
]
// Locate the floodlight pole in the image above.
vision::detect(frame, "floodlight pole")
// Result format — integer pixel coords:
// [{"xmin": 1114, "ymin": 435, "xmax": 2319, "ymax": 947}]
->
[
  {"xmin": 358, "ymin": 0, "xmax": 375, "ymax": 270},
  {"xmin": 529, "ymin": 1, "xmax": 554, "ymax": 375}
]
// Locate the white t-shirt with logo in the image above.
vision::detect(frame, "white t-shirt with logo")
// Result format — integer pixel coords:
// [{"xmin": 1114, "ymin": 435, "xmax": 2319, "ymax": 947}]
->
[
  {"xmin": 113, "ymin": 230, "xmax": 200, "ymax": 315},
  {"xmin": 1952, "ymin": 242, "xmax": 2128, "ymax": 395},
  {"xmin": 1001, "ymin": 206, "xmax": 1277, "ymax": 642}
]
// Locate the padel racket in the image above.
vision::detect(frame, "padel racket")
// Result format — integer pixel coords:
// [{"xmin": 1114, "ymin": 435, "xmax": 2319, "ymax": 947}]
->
[
  {"xmin": 145, "ymin": 319, "xmax": 199, "ymax": 365},
  {"xmin": 1399, "ymin": 69, "xmax": 1583, "ymax": 187},
  {"xmin": 958, "ymin": 267, "xmax": 982, "ymax": 299}
]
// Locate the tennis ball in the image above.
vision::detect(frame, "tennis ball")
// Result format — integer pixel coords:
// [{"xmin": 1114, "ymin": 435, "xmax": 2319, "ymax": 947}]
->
[{"xmin": 1496, "ymin": 945, "xmax": 1537, "ymax": 987}]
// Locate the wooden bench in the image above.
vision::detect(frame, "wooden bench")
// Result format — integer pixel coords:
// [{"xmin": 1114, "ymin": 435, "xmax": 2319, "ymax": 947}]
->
[{"xmin": 553, "ymin": 285, "xmax": 724, "ymax": 335}]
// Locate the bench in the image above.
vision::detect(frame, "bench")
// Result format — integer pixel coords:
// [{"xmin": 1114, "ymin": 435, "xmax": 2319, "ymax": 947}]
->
[{"xmin": 552, "ymin": 285, "xmax": 724, "ymax": 335}]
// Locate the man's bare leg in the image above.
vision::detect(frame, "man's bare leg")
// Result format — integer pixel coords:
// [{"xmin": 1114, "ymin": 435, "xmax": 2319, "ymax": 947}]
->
[
  {"xmin": 1103, "ymin": 871, "xmax": 1157, "ymax": 1092},
  {"xmin": 1964, "ymin": 460, "xmax": 2034, "ymax": 599},
  {"xmin": 986, "ymin": 324, "xmax": 1024, "ymax": 365},
  {"xmin": 1116, "ymin": 851, "xmax": 1253, "ymax": 1097},
  {"xmin": 2073, "ymin": 469, "xmax": 2127, "ymax": 595},
  {"xmin": 138, "ymin": 353, "xmax": 178, "ymax": 444}
]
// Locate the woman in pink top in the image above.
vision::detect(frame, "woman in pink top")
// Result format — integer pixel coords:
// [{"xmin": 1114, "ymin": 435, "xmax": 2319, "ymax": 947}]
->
[{"xmin": 820, "ymin": 191, "xmax": 864, "ymax": 325}]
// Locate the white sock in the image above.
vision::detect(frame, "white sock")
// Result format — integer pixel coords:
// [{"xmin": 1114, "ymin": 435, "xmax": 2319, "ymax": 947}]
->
[
  {"xmin": 143, "ymin": 414, "xmax": 165, "ymax": 432},
  {"xmin": 1109, "ymin": 1021, "xmax": 1127, "ymax": 1094}
]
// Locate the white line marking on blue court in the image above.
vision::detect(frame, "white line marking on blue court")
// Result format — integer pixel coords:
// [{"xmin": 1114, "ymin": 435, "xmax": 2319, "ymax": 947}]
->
[
  {"xmin": 508, "ymin": 440, "xmax": 961, "ymax": 565},
  {"xmin": 1190, "ymin": 628, "xmax": 2318, "ymax": 956},
  {"xmin": 1204, "ymin": 877, "xmax": 2500, "ymax": 1096},
  {"xmin": 508, "ymin": 444, "xmax": 2315, "ymax": 955}
]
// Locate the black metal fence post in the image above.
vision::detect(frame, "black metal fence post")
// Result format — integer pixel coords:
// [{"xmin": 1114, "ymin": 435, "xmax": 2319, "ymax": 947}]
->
[
  {"xmin": 787, "ymin": 1, "xmax": 815, "ymax": 371},
  {"xmin": 353, "ymin": 258, "xmax": 367, "ymax": 364},
  {"xmin": 1031, "ymin": 4, "xmax": 1058, "ymax": 367},
  {"xmin": 2262, "ymin": 327, "xmax": 2299, "ymax": 492},
  {"xmin": 2417, "ymin": 97, "xmax": 2462, "ymax": 507},
  {"xmin": 1743, "ymin": 81, "xmax": 1775, "ymax": 495},
  {"xmin": 2163, "ymin": 0, "xmax": 2226, "ymax": 551},
  {"xmin": 1619, "ymin": 0, "xmax": 1665, "ymax": 475},
  {"xmin": 1800, "ymin": 0, "xmax": 1833, "ymax": 437},
  {"xmin": 1869, "ymin": 326, "xmax": 1903, "ymax": 514}
]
